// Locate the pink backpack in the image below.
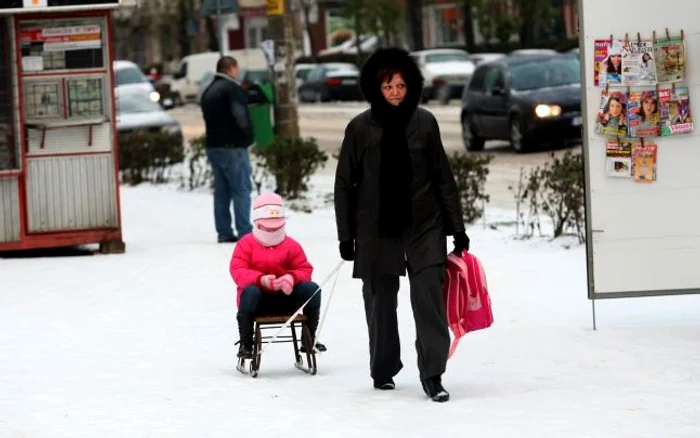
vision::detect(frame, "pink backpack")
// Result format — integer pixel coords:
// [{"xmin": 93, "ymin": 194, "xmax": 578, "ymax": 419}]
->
[{"xmin": 442, "ymin": 250, "xmax": 494, "ymax": 359}]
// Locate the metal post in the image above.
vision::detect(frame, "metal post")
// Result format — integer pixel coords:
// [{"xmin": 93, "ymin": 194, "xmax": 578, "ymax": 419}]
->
[
  {"xmin": 592, "ymin": 296, "xmax": 597, "ymax": 330},
  {"xmin": 215, "ymin": 0, "xmax": 224, "ymax": 57}
]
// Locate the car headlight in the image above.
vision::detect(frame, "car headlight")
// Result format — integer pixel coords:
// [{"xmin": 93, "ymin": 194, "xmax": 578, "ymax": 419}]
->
[
  {"xmin": 535, "ymin": 104, "xmax": 562, "ymax": 118},
  {"xmin": 162, "ymin": 124, "xmax": 181, "ymax": 135},
  {"xmin": 149, "ymin": 91, "xmax": 161, "ymax": 102}
]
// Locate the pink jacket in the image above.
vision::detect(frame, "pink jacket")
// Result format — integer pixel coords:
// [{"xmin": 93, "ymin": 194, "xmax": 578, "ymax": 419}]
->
[{"xmin": 229, "ymin": 233, "xmax": 313, "ymax": 307}]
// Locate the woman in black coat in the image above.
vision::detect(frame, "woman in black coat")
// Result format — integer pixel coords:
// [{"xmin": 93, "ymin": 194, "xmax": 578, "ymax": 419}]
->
[{"xmin": 333, "ymin": 47, "xmax": 470, "ymax": 402}]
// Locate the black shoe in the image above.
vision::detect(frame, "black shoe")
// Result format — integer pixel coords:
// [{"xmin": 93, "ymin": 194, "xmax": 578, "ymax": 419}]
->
[
  {"xmin": 218, "ymin": 235, "xmax": 238, "ymax": 243},
  {"xmin": 237, "ymin": 342, "xmax": 253, "ymax": 359},
  {"xmin": 373, "ymin": 378, "xmax": 395, "ymax": 390},
  {"xmin": 421, "ymin": 376, "xmax": 449, "ymax": 402},
  {"xmin": 300, "ymin": 342, "xmax": 327, "ymax": 353}
]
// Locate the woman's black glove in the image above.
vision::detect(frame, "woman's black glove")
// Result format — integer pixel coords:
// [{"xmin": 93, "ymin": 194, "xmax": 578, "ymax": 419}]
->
[
  {"xmin": 452, "ymin": 232, "xmax": 470, "ymax": 255},
  {"xmin": 339, "ymin": 240, "xmax": 355, "ymax": 261}
]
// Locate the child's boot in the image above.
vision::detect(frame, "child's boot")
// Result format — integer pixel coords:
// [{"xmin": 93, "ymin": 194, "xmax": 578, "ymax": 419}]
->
[
  {"xmin": 236, "ymin": 312, "xmax": 255, "ymax": 358},
  {"xmin": 301, "ymin": 307, "xmax": 327, "ymax": 352}
]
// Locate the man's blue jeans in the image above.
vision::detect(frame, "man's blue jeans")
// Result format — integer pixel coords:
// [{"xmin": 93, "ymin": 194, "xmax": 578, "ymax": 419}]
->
[{"xmin": 206, "ymin": 147, "xmax": 253, "ymax": 239}]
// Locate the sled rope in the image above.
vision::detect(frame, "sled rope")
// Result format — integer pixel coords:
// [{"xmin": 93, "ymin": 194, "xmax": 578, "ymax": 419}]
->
[{"xmin": 258, "ymin": 260, "xmax": 345, "ymax": 355}]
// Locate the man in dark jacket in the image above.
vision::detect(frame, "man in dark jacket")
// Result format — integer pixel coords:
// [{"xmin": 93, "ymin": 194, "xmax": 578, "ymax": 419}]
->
[
  {"xmin": 334, "ymin": 48, "xmax": 470, "ymax": 402},
  {"xmin": 200, "ymin": 56, "xmax": 255, "ymax": 243}
]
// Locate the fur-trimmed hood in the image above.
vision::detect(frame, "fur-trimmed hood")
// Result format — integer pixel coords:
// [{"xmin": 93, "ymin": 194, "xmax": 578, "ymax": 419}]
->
[{"xmin": 360, "ymin": 47, "xmax": 424, "ymax": 118}]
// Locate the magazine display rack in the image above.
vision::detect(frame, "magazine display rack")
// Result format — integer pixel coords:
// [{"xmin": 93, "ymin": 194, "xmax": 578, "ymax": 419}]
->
[
  {"xmin": 579, "ymin": 0, "xmax": 700, "ymax": 326},
  {"xmin": 592, "ymin": 30, "xmax": 691, "ymax": 183}
]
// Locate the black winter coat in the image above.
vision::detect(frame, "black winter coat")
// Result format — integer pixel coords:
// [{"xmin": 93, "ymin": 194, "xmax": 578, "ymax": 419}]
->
[
  {"xmin": 200, "ymin": 74, "xmax": 254, "ymax": 149},
  {"xmin": 334, "ymin": 106, "xmax": 465, "ymax": 279}
]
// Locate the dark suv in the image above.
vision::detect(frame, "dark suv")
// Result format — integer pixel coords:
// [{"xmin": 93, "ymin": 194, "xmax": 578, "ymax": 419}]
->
[{"xmin": 460, "ymin": 54, "xmax": 582, "ymax": 153}]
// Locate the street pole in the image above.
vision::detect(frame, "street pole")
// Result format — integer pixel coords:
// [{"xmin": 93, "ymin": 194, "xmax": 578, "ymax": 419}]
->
[
  {"xmin": 266, "ymin": 0, "xmax": 300, "ymax": 140},
  {"xmin": 216, "ymin": 0, "xmax": 224, "ymax": 57}
]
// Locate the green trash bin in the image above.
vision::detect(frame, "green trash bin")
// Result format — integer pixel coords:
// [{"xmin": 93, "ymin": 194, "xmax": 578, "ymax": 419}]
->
[{"xmin": 247, "ymin": 81, "xmax": 275, "ymax": 149}]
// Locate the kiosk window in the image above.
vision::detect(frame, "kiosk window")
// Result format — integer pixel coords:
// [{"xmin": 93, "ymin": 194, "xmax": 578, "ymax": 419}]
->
[
  {"xmin": 0, "ymin": 18, "xmax": 17, "ymax": 171},
  {"xmin": 25, "ymin": 82, "xmax": 62, "ymax": 119},
  {"xmin": 67, "ymin": 78, "xmax": 104, "ymax": 117},
  {"xmin": 19, "ymin": 20, "xmax": 105, "ymax": 72}
]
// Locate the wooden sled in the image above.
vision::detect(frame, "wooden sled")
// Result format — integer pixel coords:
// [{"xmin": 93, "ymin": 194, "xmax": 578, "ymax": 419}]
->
[{"xmin": 236, "ymin": 314, "xmax": 318, "ymax": 378}]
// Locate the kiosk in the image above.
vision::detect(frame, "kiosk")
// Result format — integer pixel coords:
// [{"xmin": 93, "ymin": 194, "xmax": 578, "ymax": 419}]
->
[{"xmin": 0, "ymin": 0, "xmax": 124, "ymax": 254}]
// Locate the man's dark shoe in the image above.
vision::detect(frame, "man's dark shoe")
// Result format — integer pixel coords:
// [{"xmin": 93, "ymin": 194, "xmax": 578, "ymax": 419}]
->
[
  {"xmin": 373, "ymin": 378, "xmax": 395, "ymax": 390},
  {"xmin": 218, "ymin": 235, "xmax": 239, "ymax": 243},
  {"xmin": 421, "ymin": 376, "xmax": 449, "ymax": 402}
]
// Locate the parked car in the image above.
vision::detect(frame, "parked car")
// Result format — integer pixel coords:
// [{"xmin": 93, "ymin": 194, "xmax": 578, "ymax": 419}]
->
[
  {"xmin": 460, "ymin": 53, "xmax": 582, "ymax": 153},
  {"xmin": 469, "ymin": 52, "xmax": 506, "ymax": 66},
  {"xmin": 113, "ymin": 60, "xmax": 173, "ymax": 108},
  {"xmin": 171, "ymin": 48, "xmax": 269, "ymax": 105},
  {"xmin": 509, "ymin": 48, "xmax": 558, "ymax": 57},
  {"xmin": 115, "ymin": 89, "xmax": 182, "ymax": 141},
  {"xmin": 298, "ymin": 63, "xmax": 362, "ymax": 102},
  {"xmin": 410, "ymin": 48, "xmax": 476, "ymax": 104},
  {"xmin": 295, "ymin": 63, "xmax": 315, "ymax": 89}
]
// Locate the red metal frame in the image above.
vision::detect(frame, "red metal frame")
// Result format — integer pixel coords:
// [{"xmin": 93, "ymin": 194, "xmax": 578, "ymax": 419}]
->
[{"xmin": 0, "ymin": 9, "xmax": 124, "ymax": 252}]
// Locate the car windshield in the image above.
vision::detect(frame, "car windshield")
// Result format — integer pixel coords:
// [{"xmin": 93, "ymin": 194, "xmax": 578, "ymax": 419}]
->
[
  {"xmin": 426, "ymin": 53, "xmax": 469, "ymax": 63},
  {"xmin": 509, "ymin": 58, "xmax": 580, "ymax": 91},
  {"xmin": 117, "ymin": 94, "xmax": 161, "ymax": 113},
  {"xmin": 116, "ymin": 66, "xmax": 148, "ymax": 86}
]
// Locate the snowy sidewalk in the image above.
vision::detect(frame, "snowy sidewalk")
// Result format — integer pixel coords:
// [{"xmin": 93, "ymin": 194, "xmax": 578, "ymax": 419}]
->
[{"xmin": 1, "ymin": 182, "xmax": 699, "ymax": 438}]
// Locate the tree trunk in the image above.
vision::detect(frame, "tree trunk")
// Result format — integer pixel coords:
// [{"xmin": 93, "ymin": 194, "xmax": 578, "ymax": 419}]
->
[
  {"xmin": 462, "ymin": 0, "xmax": 475, "ymax": 52},
  {"xmin": 303, "ymin": 5, "xmax": 318, "ymax": 61},
  {"xmin": 406, "ymin": 0, "xmax": 423, "ymax": 50},
  {"xmin": 354, "ymin": 13, "xmax": 363, "ymax": 57},
  {"xmin": 178, "ymin": 0, "xmax": 191, "ymax": 58},
  {"xmin": 206, "ymin": 16, "xmax": 219, "ymax": 52}
]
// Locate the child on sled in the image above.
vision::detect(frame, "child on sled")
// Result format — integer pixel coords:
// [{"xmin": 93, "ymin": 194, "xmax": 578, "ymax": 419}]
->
[{"xmin": 229, "ymin": 192, "xmax": 327, "ymax": 359}]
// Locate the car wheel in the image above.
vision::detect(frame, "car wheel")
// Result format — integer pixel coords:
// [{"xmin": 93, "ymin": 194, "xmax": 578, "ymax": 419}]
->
[
  {"xmin": 314, "ymin": 90, "xmax": 324, "ymax": 103},
  {"xmin": 510, "ymin": 116, "xmax": 529, "ymax": 153},
  {"xmin": 462, "ymin": 114, "xmax": 485, "ymax": 151}
]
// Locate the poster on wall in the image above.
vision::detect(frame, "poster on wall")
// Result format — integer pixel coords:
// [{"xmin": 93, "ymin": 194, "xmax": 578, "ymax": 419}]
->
[
  {"xmin": 605, "ymin": 138, "xmax": 633, "ymax": 178},
  {"xmin": 627, "ymin": 89, "xmax": 660, "ymax": 137},
  {"xmin": 595, "ymin": 89, "xmax": 628, "ymax": 136},
  {"xmin": 654, "ymin": 35, "xmax": 686, "ymax": 82},
  {"xmin": 19, "ymin": 25, "xmax": 102, "ymax": 53},
  {"xmin": 631, "ymin": 141, "xmax": 658, "ymax": 183},
  {"xmin": 659, "ymin": 85, "xmax": 694, "ymax": 135},
  {"xmin": 621, "ymin": 40, "xmax": 657, "ymax": 85},
  {"xmin": 593, "ymin": 38, "xmax": 623, "ymax": 86}
]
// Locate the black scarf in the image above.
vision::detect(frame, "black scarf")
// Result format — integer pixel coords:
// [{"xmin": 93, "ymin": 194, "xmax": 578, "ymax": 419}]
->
[{"xmin": 371, "ymin": 99, "xmax": 415, "ymax": 238}]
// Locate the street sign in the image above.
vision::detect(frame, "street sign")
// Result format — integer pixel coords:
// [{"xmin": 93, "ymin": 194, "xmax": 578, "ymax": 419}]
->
[
  {"xmin": 265, "ymin": 0, "xmax": 284, "ymax": 15},
  {"xmin": 260, "ymin": 39, "xmax": 275, "ymax": 65}
]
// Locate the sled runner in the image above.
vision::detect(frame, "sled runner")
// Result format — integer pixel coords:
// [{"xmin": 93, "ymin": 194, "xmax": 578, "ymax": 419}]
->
[{"xmin": 236, "ymin": 314, "xmax": 318, "ymax": 378}]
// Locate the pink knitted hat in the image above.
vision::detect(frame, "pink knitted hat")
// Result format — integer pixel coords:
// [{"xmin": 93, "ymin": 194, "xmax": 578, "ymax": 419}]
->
[{"xmin": 252, "ymin": 192, "xmax": 286, "ymax": 229}]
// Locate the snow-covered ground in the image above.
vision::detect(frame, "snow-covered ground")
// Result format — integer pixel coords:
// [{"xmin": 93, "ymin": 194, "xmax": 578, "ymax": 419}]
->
[{"xmin": 1, "ymin": 173, "xmax": 699, "ymax": 438}]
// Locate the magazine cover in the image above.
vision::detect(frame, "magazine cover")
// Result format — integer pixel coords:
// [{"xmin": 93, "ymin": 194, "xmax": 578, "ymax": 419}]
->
[
  {"xmin": 594, "ymin": 39, "xmax": 623, "ymax": 86},
  {"xmin": 605, "ymin": 138, "xmax": 633, "ymax": 178},
  {"xmin": 631, "ymin": 142, "xmax": 657, "ymax": 183},
  {"xmin": 621, "ymin": 40, "xmax": 656, "ymax": 85},
  {"xmin": 654, "ymin": 35, "xmax": 685, "ymax": 82},
  {"xmin": 595, "ymin": 90, "xmax": 628, "ymax": 136},
  {"xmin": 627, "ymin": 89, "xmax": 660, "ymax": 137},
  {"xmin": 659, "ymin": 85, "xmax": 694, "ymax": 136}
]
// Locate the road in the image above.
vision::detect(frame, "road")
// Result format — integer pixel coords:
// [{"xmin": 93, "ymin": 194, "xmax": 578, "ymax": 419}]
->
[{"xmin": 170, "ymin": 102, "xmax": 577, "ymax": 210}]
